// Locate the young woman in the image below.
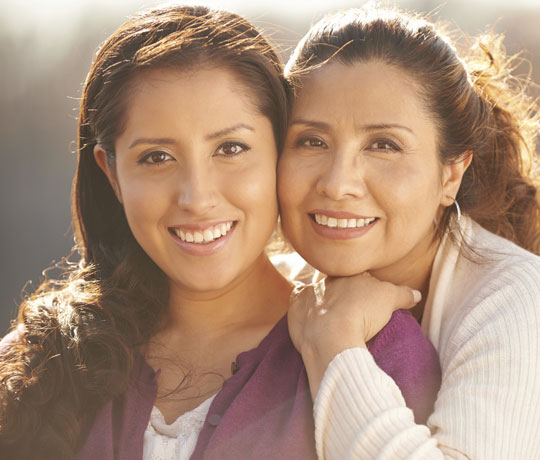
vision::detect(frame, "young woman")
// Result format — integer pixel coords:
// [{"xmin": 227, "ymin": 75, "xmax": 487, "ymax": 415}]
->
[
  {"xmin": 280, "ymin": 7, "xmax": 540, "ymax": 459},
  {"xmin": 0, "ymin": 6, "xmax": 440, "ymax": 460}
]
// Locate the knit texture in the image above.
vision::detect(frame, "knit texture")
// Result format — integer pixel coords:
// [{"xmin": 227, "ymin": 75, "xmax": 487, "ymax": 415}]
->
[{"xmin": 314, "ymin": 216, "xmax": 540, "ymax": 459}]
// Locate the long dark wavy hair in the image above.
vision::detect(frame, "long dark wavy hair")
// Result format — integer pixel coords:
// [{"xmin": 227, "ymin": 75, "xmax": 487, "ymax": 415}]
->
[
  {"xmin": 285, "ymin": 7, "xmax": 540, "ymax": 254},
  {"xmin": 0, "ymin": 6, "xmax": 288, "ymax": 459}
]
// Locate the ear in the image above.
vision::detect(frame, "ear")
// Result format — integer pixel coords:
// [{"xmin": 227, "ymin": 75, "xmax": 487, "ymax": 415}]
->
[
  {"xmin": 440, "ymin": 151, "xmax": 473, "ymax": 206},
  {"xmin": 94, "ymin": 144, "xmax": 123, "ymax": 203}
]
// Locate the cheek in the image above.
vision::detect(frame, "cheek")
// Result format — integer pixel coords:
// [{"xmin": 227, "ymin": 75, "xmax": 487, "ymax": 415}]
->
[
  {"xmin": 226, "ymin": 163, "xmax": 279, "ymax": 222},
  {"xmin": 118, "ymin": 177, "xmax": 167, "ymax": 231},
  {"xmin": 277, "ymin": 156, "xmax": 308, "ymax": 217},
  {"xmin": 373, "ymin": 161, "xmax": 442, "ymax": 227}
]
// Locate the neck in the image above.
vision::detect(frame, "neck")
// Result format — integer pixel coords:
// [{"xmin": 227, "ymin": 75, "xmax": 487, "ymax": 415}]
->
[{"xmin": 159, "ymin": 254, "xmax": 292, "ymax": 341}]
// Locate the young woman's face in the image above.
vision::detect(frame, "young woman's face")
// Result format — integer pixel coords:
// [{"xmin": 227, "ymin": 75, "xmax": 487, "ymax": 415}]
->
[
  {"xmin": 278, "ymin": 60, "xmax": 458, "ymax": 282},
  {"xmin": 99, "ymin": 68, "xmax": 279, "ymax": 293}
]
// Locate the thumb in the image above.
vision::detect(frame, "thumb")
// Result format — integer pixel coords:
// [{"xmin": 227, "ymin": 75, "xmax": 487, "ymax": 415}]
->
[{"xmin": 394, "ymin": 286, "xmax": 422, "ymax": 310}]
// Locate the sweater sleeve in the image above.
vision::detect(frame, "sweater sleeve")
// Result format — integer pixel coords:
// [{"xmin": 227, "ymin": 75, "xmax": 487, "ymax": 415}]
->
[{"xmin": 313, "ymin": 261, "xmax": 540, "ymax": 460}]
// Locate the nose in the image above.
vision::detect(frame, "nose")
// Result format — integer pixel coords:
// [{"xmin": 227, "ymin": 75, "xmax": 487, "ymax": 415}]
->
[
  {"xmin": 315, "ymin": 150, "xmax": 368, "ymax": 201},
  {"xmin": 176, "ymin": 163, "xmax": 218, "ymax": 215}
]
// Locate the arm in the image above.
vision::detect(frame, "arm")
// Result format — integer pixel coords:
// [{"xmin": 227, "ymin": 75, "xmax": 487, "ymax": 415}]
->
[
  {"xmin": 312, "ymin": 267, "xmax": 540, "ymax": 459},
  {"xmin": 288, "ymin": 275, "xmax": 421, "ymax": 399}
]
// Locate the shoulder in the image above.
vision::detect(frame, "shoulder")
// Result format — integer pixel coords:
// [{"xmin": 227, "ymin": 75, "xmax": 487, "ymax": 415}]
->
[
  {"xmin": 369, "ymin": 309, "xmax": 440, "ymax": 384},
  {"xmin": 446, "ymin": 218, "xmax": 540, "ymax": 315},
  {"xmin": 369, "ymin": 309, "xmax": 428, "ymax": 354},
  {"xmin": 440, "ymin": 221, "xmax": 540, "ymax": 361},
  {"xmin": 368, "ymin": 310, "xmax": 441, "ymax": 424},
  {"xmin": 466, "ymin": 218, "xmax": 540, "ymax": 271},
  {"xmin": 463, "ymin": 221, "xmax": 540, "ymax": 313}
]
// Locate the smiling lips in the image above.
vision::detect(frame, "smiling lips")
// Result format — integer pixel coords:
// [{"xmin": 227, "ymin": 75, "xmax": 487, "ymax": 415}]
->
[
  {"xmin": 309, "ymin": 212, "xmax": 378, "ymax": 240},
  {"xmin": 170, "ymin": 221, "xmax": 234, "ymax": 244},
  {"xmin": 313, "ymin": 213, "xmax": 377, "ymax": 229}
]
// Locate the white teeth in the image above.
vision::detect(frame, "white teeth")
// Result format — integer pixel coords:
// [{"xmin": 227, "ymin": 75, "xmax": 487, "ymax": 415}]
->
[
  {"xmin": 172, "ymin": 221, "xmax": 234, "ymax": 244},
  {"xmin": 203, "ymin": 229, "xmax": 214, "ymax": 242},
  {"xmin": 313, "ymin": 214, "xmax": 376, "ymax": 229}
]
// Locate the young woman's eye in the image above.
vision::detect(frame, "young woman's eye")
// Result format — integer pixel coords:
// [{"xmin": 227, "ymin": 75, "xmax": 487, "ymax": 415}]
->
[
  {"xmin": 139, "ymin": 150, "xmax": 174, "ymax": 165},
  {"xmin": 296, "ymin": 136, "xmax": 327, "ymax": 149},
  {"xmin": 369, "ymin": 139, "xmax": 401, "ymax": 152},
  {"xmin": 215, "ymin": 142, "xmax": 250, "ymax": 157}
]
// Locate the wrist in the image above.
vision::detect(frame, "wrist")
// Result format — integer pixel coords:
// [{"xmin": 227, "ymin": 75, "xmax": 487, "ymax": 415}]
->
[{"xmin": 301, "ymin": 340, "xmax": 367, "ymax": 400}]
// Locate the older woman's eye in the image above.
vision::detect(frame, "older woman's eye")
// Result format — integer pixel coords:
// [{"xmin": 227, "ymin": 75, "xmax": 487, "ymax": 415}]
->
[
  {"xmin": 369, "ymin": 139, "xmax": 401, "ymax": 152},
  {"xmin": 215, "ymin": 142, "xmax": 250, "ymax": 157},
  {"xmin": 139, "ymin": 150, "xmax": 174, "ymax": 165},
  {"xmin": 296, "ymin": 137, "xmax": 327, "ymax": 149}
]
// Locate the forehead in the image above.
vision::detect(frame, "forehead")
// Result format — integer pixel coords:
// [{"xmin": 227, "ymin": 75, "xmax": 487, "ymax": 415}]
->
[
  {"xmin": 128, "ymin": 66, "xmax": 257, "ymax": 109},
  {"xmin": 115, "ymin": 67, "xmax": 269, "ymax": 149},
  {"xmin": 109, "ymin": 66, "xmax": 277, "ymax": 156},
  {"xmin": 117, "ymin": 66, "xmax": 263, "ymax": 135},
  {"xmin": 292, "ymin": 60, "xmax": 432, "ymax": 126}
]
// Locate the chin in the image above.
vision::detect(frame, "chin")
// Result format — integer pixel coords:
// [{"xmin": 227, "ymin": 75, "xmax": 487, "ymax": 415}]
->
[
  {"xmin": 323, "ymin": 267, "xmax": 366, "ymax": 277},
  {"xmin": 172, "ymin": 272, "xmax": 237, "ymax": 293},
  {"xmin": 304, "ymin": 255, "xmax": 366, "ymax": 278}
]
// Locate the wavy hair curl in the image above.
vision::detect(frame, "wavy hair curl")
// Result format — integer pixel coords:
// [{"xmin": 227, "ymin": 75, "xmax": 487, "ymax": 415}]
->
[{"xmin": 0, "ymin": 6, "xmax": 288, "ymax": 459}]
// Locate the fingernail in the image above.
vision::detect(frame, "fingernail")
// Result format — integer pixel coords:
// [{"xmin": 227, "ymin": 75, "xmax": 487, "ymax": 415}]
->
[{"xmin": 412, "ymin": 289, "xmax": 422, "ymax": 303}]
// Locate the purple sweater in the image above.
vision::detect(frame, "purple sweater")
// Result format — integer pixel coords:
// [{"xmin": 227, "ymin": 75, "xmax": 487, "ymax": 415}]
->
[{"xmin": 75, "ymin": 310, "xmax": 440, "ymax": 460}]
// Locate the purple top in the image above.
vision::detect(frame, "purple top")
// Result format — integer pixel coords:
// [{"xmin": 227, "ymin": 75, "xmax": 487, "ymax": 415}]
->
[{"xmin": 75, "ymin": 310, "xmax": 440, "ymax": 459}]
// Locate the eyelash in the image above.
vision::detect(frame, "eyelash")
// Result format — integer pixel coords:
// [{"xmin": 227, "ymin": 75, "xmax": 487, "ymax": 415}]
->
[
  {"xmin": 137, "ymin": 141, "xmax": 250, "ymax": 166},
  {"xmin": 295, "ymin": 136, "xmax": 401, "ymax": 154},
  {"xmin": 368, "ymin": 139, "xmax": 401, "ymax": 153},
  {"xmin": 295, "ymin": 136, "xmax": 327, "ymax": 149},
  {"xmin": 214, "ymin": 142, "xmax": 251, "ymax": 158},
  {"xmin": 138, "ymin": 150, "xmax": 174, "ymax": 166}
]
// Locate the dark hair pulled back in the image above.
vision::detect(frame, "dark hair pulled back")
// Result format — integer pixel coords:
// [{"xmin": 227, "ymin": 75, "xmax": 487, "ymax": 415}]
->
[
  {"xmin": 0, "ymin": 6, "xmax": 288, "ymax": 459},
  {"xmin": 286, "ymin": 7, "xmax": 540, "ymax": 253}
]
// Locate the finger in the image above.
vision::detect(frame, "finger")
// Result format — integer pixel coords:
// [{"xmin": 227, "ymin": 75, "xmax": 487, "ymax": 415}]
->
[{"xmin": 393, "ymin": 286, "xmax": 422, "ymax": 310}]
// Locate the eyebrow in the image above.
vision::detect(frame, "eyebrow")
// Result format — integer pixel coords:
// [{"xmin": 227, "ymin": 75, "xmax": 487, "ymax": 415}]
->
[
  {"xmin": 128, "ymin": 137, "xmax": 176, "ymax": 149},
  {"xmin": 290, "ymin": 119, "xmax": 413, "ymax": 134},
  {"xmin": 361, "ymin": 123, "xmax": 414, "ymax": 134},
  {"xmin": 128, "ymin": 123, "xmax": 255, "ymax": 149},
  {"xmin": 204, "ymin": 123, "xmax": 255, "ymax": 140},
  {"xmin": 289, "ymin": 119, "xmax": 331, "ymax": 131}
]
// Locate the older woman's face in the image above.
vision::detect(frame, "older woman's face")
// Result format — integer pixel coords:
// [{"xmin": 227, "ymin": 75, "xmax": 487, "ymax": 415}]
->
[{"xmin": 278, "ymin": 60, "xmax": 458, "ymax": 282}]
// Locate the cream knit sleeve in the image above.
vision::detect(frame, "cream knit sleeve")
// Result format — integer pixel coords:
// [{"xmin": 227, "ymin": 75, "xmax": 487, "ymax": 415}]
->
[{"xmin": 313, "ymin": 260, "xmax": 540, "ymax": 460}]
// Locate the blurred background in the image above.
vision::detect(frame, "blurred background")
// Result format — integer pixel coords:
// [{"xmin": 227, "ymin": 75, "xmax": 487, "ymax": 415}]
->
[{"xmin": 1, "ymin": 0, "xmax": 540, "ymax": 335}]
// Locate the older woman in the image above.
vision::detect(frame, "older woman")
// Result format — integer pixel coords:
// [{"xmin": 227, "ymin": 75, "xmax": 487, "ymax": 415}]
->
[{"xmin": 281, "ymin": 7, "xmax": 540, "ymax": 459}]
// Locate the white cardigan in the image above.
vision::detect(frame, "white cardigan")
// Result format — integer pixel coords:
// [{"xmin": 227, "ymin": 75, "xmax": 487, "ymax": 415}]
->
[{"xmin": 314, "ymin": 216, "xmax": 540, "ymax": 459}]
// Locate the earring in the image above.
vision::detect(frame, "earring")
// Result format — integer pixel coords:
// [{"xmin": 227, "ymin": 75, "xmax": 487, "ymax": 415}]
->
[{"xmin": 447, "ymin": 196, "xmax": 461, "ymax": 223}]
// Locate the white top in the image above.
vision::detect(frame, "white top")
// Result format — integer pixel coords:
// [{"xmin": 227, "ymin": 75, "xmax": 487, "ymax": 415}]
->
[
  {"xmin": 314, "ymin": 216, "xmax": 540, "ymax": 459},
  {"xmin": 143, "ymin": 395, "xmax": 215, "ymax": 460}
]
